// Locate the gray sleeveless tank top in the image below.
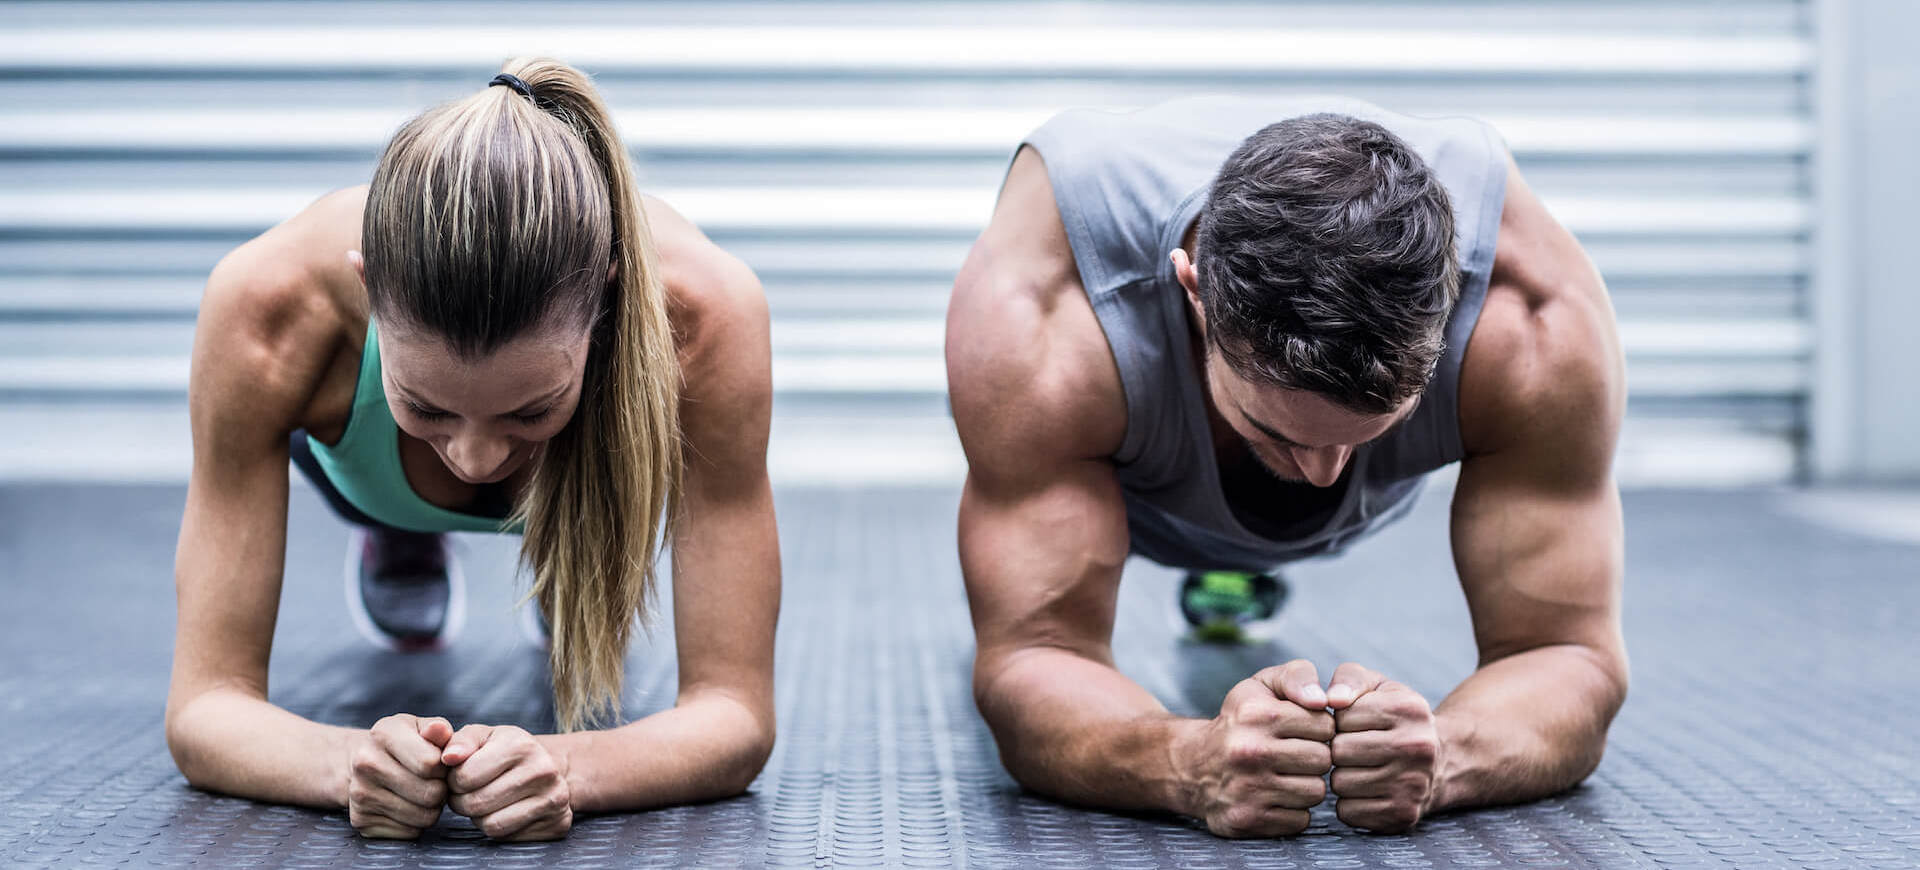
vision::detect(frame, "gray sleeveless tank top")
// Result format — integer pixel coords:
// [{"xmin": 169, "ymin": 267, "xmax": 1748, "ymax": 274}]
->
[{"xmin": 1021, "ymin": 95, "xmax": 1509, "ymax": 571}]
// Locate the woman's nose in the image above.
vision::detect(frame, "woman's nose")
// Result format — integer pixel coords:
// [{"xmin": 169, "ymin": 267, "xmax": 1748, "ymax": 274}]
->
[{"xmin": 445, "ymin": 433, "xmax": 512, "ymax": 482}]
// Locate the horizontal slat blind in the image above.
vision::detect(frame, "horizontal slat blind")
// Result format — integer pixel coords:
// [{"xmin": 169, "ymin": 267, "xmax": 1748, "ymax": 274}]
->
[{"xmin": 0, "ymin": 0, "xmax": 1814, "ymax": 486}]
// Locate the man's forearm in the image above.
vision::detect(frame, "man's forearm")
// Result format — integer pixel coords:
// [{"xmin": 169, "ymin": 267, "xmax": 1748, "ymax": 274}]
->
[
  {"xmin": 976, "ymin": 645, "xmax": 1203, "ymax": 816},
  {"xmin": 537, "ymin": 690, "xmax": 774, "ymax": 814},
  {"xmin": 1431, "ymin": 643, "xmax": 1627, "ymax": 813}
]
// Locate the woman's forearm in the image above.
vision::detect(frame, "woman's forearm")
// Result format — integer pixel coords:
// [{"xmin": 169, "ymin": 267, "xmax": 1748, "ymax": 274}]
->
[
  {"xmin": 166, "ymin": 686, "xmax": 360, "ymax": 809},
  {"xmin": 537, "ymin": 691, "xmax": 774, "ymax": 814}
]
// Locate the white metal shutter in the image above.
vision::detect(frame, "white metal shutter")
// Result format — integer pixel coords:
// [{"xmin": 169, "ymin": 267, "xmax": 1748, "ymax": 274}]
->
[{"xmin": 0, "ymin": 1, "xmax": 1815, "ymax": 485}]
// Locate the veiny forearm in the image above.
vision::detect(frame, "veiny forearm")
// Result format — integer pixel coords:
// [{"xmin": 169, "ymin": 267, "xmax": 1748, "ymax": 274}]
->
[
  {"xmin": 976, "ymin": 645, "xmax": 1201, "ymax": 817},
  {"xmin": 166, "ymin": 686, "xmax": 361, "ymax": 809},
  {"xmin": 1431, "ymin": 643, "xmax": 1627, "ymax": 813},
  {"xmin": 539, "ymin": 690, "xmax": 773, "ymax": 814}
]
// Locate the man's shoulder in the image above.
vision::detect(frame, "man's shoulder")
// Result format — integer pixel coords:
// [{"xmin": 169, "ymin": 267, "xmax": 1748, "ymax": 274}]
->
[
  {"xmin": 1464, "ymin": 161, "xmax": 1626, "ymax": 459},
  {"xmin": 947, "ymin": 269, "xmax": 1128, "ymax": 476},
  {"xmin": 947, "ymin": 150, "xmax": 1128, "ymax": 476},
  {"xmin": 1459, "ymin": 270, "xmax": 1625, "ymax": 471}
]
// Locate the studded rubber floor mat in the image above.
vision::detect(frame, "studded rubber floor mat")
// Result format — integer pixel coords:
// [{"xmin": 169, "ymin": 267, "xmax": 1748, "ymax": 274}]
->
[{"xmin": 1, "ymin": 484, "xmax": 1916, "ymax": 868}]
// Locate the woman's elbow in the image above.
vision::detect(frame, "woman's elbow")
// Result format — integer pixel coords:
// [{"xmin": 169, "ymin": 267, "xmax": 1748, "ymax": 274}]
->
[
  {"xmin": 700, "ymin": 697, "xmax": 774, "ymax": 796},
  {"xmin": 719, "ymin": 714, "xmax": 776, "ymax": 795}
]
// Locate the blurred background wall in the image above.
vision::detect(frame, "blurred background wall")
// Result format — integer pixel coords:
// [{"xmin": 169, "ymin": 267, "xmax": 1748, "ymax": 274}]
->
[{"xmin": 0, "ymin": 0, "xmax": 1909, "ymax": 487}]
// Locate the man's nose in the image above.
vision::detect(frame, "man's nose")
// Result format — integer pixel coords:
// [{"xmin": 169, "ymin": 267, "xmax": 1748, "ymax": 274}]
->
[{"xmin": 1293, "ymin": 444, "xmax": 1351, "ymax": 487}]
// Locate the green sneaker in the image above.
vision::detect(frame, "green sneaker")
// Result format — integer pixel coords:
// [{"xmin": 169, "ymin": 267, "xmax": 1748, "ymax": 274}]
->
[{"xmin": 1179, "ymin": 570, "xmax": 1287, "ymax": 642}]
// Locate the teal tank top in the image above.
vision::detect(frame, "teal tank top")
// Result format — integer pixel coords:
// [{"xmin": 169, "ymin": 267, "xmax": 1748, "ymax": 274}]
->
[{"xmin": 305, "ymin": 320, "xmax": 523, "ymax": 535}]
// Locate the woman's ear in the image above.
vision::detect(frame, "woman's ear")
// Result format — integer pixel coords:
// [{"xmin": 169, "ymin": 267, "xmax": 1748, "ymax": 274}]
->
[
  {"xmin": 607, "ymin": 259, "xmax": 619, "ymax": 285},
  {"xmin": 346, "ymin": 249, "xmax": 366, "ymax": 283}
]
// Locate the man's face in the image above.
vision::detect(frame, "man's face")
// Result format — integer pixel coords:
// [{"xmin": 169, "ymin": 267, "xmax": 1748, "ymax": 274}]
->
[{"xmin": 1201, "ymin": 343, "xmax": 1419, "ymax": 487}]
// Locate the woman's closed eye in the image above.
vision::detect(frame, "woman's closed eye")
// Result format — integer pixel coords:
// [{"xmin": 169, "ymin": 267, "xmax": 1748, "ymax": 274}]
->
[
  {"xmin": 512, "ymin": 407, "xmax": 553, "ymax": 425},
  {"xmin": 406, "ymin": 401, "xmax": 453, "ymax": 422},
  {"xmin": 407, "ymin": 401, "xmax": 553, "ymax": 425}
]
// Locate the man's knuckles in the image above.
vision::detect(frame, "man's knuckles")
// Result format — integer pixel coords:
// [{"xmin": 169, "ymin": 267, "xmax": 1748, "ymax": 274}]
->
[
  {"xmin": 1214, "ymin": 803, "xmax": 1263, "ymax": 836},
  {"xmin": 1224, "ymin": 733, "xmax": 1280, "ymax": 770},
  {"xmin": 1283, "ymin": 709, "xmax": 1337, "ymax": 742},
  {"xmin": 1329, "ymin": 766, "xmax": 1379, "ymax": 796},
  {"xmin": 1337, "ymin": 798, "xmax": 1421, "ymax": 833},
  {"xmin": 1212, "ymin": 804, "xmax": 1308, "ymax": 839},
  {"xmin": 1386, "ymin": 692, "xmax": 1432, "ymax": 720},
  {"xmin": 1230, "ymin": 694, "xmax": 1284, "ymax": 726},
  {"xmin": 1358, "ymin": 685, "xmax": 1428, "ymax": 718},
  {"xmin": 1394, "ymin": 770, "xmax": 1432, "ymax": 801},
  {"xmin": 1225, "ymin": 677, "xmax": 1281, "ymax": 711},
  {"xmin": 1281, "ymin": 739, "xmax": 1332, "ymax": 774},
  {"xmin": 1396, "ymin": 733, "xmax": 1438, "ymax": 764},
  {"xmin": 1275, "ymin": 774, "xmax": 1327, "ymax": 807}
]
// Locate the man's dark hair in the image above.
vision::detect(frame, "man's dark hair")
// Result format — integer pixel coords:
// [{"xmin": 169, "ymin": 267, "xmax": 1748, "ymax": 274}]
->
[{"xmin": 1194, "ymin": 113, "xmax": 1459, "ymax": 415}]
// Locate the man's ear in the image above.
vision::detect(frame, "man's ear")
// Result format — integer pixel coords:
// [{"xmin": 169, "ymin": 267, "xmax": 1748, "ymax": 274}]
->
[
  {"xmin": 1170, "ymin": 248, "xmax": 1206, "ymax": 332},
  {"xmin": 346, "ymin": 249, "xmax": 366, "ymax": 283}
]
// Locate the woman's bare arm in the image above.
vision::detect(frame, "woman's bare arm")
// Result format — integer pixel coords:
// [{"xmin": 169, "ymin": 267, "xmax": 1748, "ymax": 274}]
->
[
  {"xmin": 534, "ymin": 218, "xmax": 781, "ymax": 812},
  {"xmin": 165, "ymin": 225, "xmax": 365, "ymax": 809}
]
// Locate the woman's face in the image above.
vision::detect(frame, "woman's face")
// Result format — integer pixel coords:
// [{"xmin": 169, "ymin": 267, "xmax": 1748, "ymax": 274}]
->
[{"xmin": 377, "ymin": 318, "xmax": 592, "ymax": 485}]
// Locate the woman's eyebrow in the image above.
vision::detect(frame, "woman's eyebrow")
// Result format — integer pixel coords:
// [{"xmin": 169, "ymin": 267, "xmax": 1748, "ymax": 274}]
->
[
  {"xmin": 390, "ymin": 382, "xmax": 443, "ymax": 410},
  {"xmin": 506, "ymin": 385, "xmax": 569, "ymax": 414},
  {"xmin": 391, "ymin": 382, "xmax": 567, "ymax": 415}
]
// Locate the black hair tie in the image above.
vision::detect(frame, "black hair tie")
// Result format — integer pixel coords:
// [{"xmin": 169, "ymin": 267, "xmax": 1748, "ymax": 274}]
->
[{"xmin": 489, "ymin": 73, "xmax": 536, "ymax": 101}]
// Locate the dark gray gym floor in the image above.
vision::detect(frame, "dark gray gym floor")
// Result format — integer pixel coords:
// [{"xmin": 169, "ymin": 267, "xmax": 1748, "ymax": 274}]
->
[{"xmin": 2, "ymin": 483, "xmax": 1916, "ymax": 868}]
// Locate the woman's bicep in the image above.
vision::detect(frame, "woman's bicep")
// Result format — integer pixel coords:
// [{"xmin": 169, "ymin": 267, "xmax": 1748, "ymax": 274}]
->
[
  {"xmin": 668, "ymin": 474, "xmax": 778, "ymax": 708},
  {"xmin": 170, "ymin": 270, "xmax": 330, "ymax": 714},
  {"xmin": 170, "ymin": 413, "xmax": 293, "ymax": 712},
  {"xmin": 669, "ymin": 343, "xmax": 777, "ymax": 712}
]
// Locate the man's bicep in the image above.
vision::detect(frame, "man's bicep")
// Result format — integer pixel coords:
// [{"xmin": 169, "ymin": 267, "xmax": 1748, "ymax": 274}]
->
[
  {"xmin": 1448, "ymin": 445, "xmax": 1626, "ymax": 671},
  {"xmin": 959, "ymin": 457, "xmax": 1131, "ymax": 665}
]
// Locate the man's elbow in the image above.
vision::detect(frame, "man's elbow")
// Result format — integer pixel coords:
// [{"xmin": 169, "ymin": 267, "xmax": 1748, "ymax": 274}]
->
[
  {"xmin": 969, "ymin": 646, "xmax": 1031, "ymax": 738},
  {"xmin": 1570, "ymin": 644, "xmax": 1630, "ymax": 786},
  {"xmin": 164, "ymin": 702, "xmax": 214, "ymax": 791},
  {"xmin": 1592, "ymin": 643, "xmax": 1630, "ymax": 719},
  {"xmin": 968, "ymin": 647, "xmax": 1063, "ymax": 786}
]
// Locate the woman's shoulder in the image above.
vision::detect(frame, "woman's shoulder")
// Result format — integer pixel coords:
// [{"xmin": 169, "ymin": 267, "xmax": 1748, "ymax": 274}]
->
[
  {"xmin": 209, "ymin": 185, "xmax": 364, "ymax": 312},
  {"xmin": 195, "ymin": 187, "xmax": 368, "ymax": 428},
  {"xmin": 641, "ymin": 194, "xmax": 769, "ymax": 363},
  {"xmin": 639, "ymin": 194, "xmax": 772, "ymax": 437}
]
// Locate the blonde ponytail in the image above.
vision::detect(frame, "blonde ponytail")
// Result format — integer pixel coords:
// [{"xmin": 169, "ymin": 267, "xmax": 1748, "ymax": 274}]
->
[
  {"xmin": 504, "ymin": 57, "xmax": 682, "ymax": 732},
  {"xmin": 364, "ymin": 57, "xmax": 681, "ymax": 731}
]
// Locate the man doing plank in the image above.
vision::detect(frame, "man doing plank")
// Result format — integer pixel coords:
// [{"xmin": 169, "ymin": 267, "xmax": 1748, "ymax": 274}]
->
[{"xmin": 946, "ymin": 96, "xmax": 1627, "ymax": 836}]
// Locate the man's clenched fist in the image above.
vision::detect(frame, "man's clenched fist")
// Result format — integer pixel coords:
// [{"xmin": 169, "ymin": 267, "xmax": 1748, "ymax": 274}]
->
[
  {"xmin": 1177, "ymin": 660, "xmax": 1336, "ymax": 838},
  {"xmin": 1324, "ymin": 662, "xmax": 1443, "ymax": 833}
]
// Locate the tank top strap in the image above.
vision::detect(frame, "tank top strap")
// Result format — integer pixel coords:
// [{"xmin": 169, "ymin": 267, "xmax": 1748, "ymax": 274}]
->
[{"xmin": 303, "ymin": 319, "xmax": 518, "ymax": 535}]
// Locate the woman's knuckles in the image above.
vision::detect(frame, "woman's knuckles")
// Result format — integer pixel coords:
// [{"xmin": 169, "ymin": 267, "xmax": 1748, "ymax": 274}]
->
[{"xmin": 350, "ymin": 750, "xmax": 383, "ymax": 779}]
